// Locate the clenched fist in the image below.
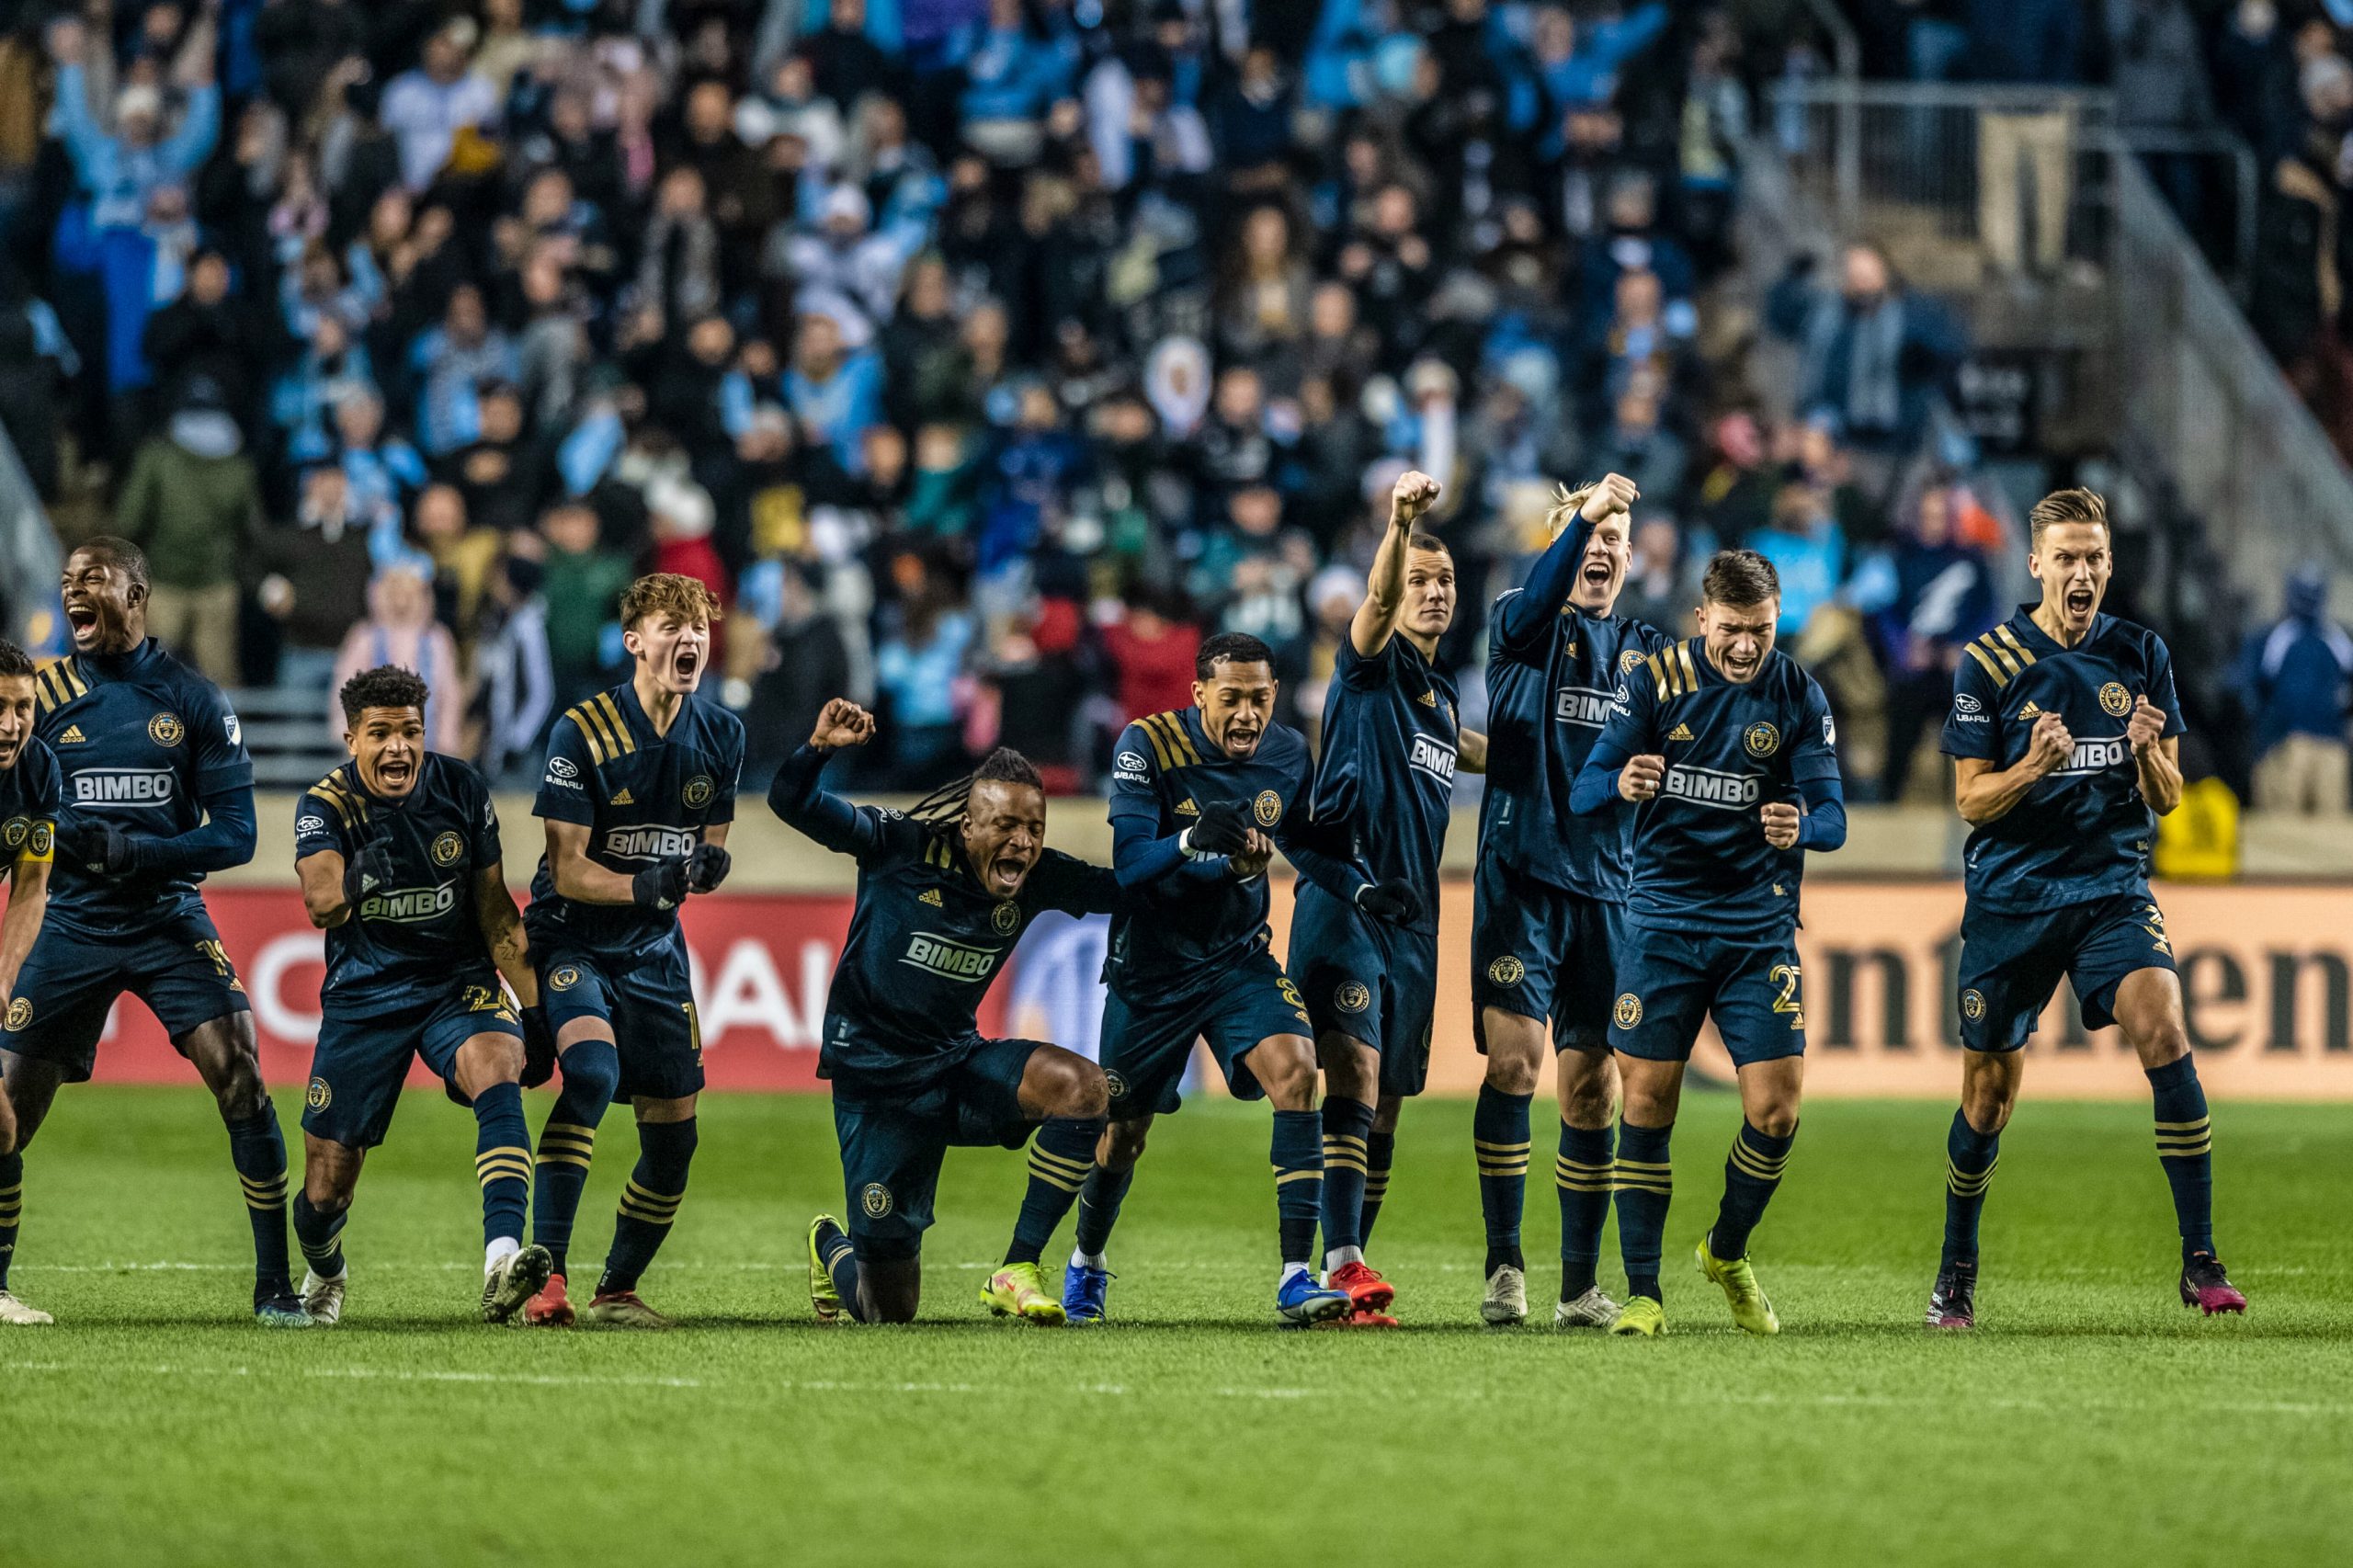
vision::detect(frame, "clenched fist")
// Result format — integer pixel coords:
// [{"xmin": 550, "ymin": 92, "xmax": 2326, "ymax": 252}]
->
[
  {"xmin": 1391, "ymin": 469, "xmax": 1441, "ymax": 530},
  {"xmin": 1580, "ymin": 472, "xmax": 1640, "ymax": 523},
  {"xmin": 1761, "ymin": 801, "xmax": 1802, "ymax": 850},
  {"xmin": 1620, "ymin": 754, "xmax": 1665, "ymax": 803},
  {"xmin": 810, "ymin": 699, "xmax": 875, "ymax": 751},
  {"xmin": 2024, "ymin": 710, "xmax": 2074, "ymax": 778},
  {"xmin": 2127, "ymin": 695, "xmax": 2165, "ymax": 753}
]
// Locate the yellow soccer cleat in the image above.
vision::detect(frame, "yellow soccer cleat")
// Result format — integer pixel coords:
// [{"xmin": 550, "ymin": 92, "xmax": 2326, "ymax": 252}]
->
[
  {"xmin": 1610, "ymin": 1296, "xmax": 1665, "ymax": 1337},
  {"xmin": 981, "ymin": 1261, "xmax": 1067, "ymax": 1325},
  {"xmin": 808, "ymin": 1215, "xmax": 848, "ymax": 1324},
  {"xmin": 1696, "ymin": 1236, "xmax": 1779, "ymax": 1335}
]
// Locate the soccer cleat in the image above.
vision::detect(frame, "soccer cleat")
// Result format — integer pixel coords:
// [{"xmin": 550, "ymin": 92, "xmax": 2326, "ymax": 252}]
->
[
  {"xmin": 1926, "ymin": 1262, "xmax": 1977, "ymax": 1330},
  {"xmin": 300, "ymin": 1267, "xmax": 347, "ymax": 1327},
  {"xmin": 1276, "ymin": 1270, "xmax": 1353, "ymax": 1326},
  {"xmin": 583, "ymin": 1289, "xmax": 674, "ymax": 1329},
  {"xmin": 1326, "ymin": 1258, "xmax": 1395, "ymax": 1313},
  {"xmin": 254, "ymin": 1291, "xmax": 314, "ymax": 1328},
  {"xmin": 1335, "ymin": 1304, "xmax": 1399, "ymax": 1328},
  {"xmin": 1554, "ymin": 1285, "xmax": 1623, "ymax": 1329},
  {"xmin": 2179, "ymin": 1253, "xmax": 2247, "ymax": 1316},
  {"xmin": 1609, "ymin": 1296, "xmax": 1666, "ymax": 1337},
  {"xmin": 981, "ymin": 1261, "xmax": 1067, "ymax": 1325},
  {"xmin": 482, "ymin": 1244, "xmax": 554, "ymax": 1324},
  {"xmin": 522, "ymin": 1270, "xmax": 575, "ymax": 1327},
  {"xmin": 1063, "ymin": 1262, "xmax": 1113, "ymax": 1324},
  {"xmin": 1480, "ymin": 1264, "xmax": 1529, "ymax": 1325},
  {"xmin": 809, "ymin": 1216, "xmax": 847, "ymax": 1324},
  {"xmin": 0, "ymin": 1289, "xmax": 54, "ymax": 1325},
  {"xmin": 1696, "ymin": 1236, "xmax": 1779, "ymax": 1335}
]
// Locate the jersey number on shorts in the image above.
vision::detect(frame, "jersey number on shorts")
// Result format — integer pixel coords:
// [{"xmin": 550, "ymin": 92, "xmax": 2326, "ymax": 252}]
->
[{"xmin": 1768, "ymin": 963, "xmax": 1804, "ymax": 1030}]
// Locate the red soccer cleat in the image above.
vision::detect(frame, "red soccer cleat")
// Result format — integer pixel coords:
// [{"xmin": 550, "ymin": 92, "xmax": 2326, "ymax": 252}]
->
[
  {"xmin": 522, "ymin": 1271, "xmax": 575, "ymax": 1327},
  {"xmin": 1326, "ymin": 1259, "xmax": 1395, "ymax": 1313},
  {"xmin": 2179, "ymin": 1254, "xmax": 2247, "ymax": 1316},
  {"xmin": 1342, "ymin": 1305, "xmax": 1400, "ymax": 1328}
]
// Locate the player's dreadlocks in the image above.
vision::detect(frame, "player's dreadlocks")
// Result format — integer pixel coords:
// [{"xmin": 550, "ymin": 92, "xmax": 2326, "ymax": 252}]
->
[{"xmin": 908, "ymin": 747, "xmax": 1046, "ymax": 835}]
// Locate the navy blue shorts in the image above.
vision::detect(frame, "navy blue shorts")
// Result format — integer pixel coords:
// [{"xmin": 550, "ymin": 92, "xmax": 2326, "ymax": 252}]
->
[
  {"xmin": 833, "ymin": 1036, "xmax": 1043, "ymax": 1258},
  {"xmin": 0, "ymin": 908, "xmax": 250, "ymax": 1082},
  {"xmin": 1958, "ymin": 892, "xmax": 2177, "ymax": 1051},
  {"xmin": 303, "ymin": 975, "xmax": 523, "ymax": 1149},
  {"xmin": 1100, "ymin": 944, "xmax": 1312, "ymax": 1119},
  {"xmin": 539, "ymin": 937, "xmax": 703, "ymax": 1101},
  {"xmin": 1287, "ymin": 882, "xmax": 1438, "ymax": 1097},
  {"xmin": 1609, "ymin": 922, "xmax": 1807, "ymax": 1069},
  {"xmin": 1470, "ymin": 858, "xmax": 1626, "ymax": 1052}
]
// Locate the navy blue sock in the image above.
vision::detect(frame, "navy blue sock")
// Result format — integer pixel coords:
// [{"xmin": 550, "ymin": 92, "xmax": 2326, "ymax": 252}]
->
[
  {"xmin": 598, "ymin": 1118, "xmax": 696, "ymax": 1296},
  {"xmin": 1473, "ymin": 1085, "xmax": 1534, "ymax": 1276},
  {"xmin": 1074, "ymin": 1161, "xmax": 1134, "ymax": 1258},
  {"xmin": 532, "ymin": 1039, "xmax": 618, "ymax": 1277},
  {"xmin": 472, "ymin": 1083, "xmax": 531, "ymax": 1249},
  {"xmin": 1613, "ymin": 1120, "xmax": 1674, "ymax": 1302},
  {"xmin": 1270, "ymin": 1109, "xmax": 1324, "ymax": 1267},
  {"xmin": 1941, "ymin": 1108, "xmax": 2001, "ymax": 1271},
  {"xmin": 1319, "ymin": 1096, "xmax": 1375, "ymax": 1261},
  {"xmin": 0, "ymin": 1151, "xmax": 20, "ymax": 1291},
  {"xmin": 226, "ymin": 1105, "xmax": 293, "ymax": 1300},
  {"xmin": 1709, "ymin": 1121, "xmax": 1796, "ymax": 1261},
  {"xmin": 819, "ymin": 1227, "xmax": 868, "ymax": 1324},
  {"xmin": 1358, "ymin": 1129, "xmax": 1396, "ymax": 1246},
  {"xmin": 2148, "ymin": 1055, "xmax": 2215, "ymax": 1260},
  {"xmin": 1006, "ymin": 1119, "xmax": 1100, "ymax": 1266},
  {"xmin": 1556, "ymin": 1121, "xmax": 1615, "ymax": 1301},
  {"xmin": 290, "ymin": 1190, "xmax": 348, "ymax": 1280}
]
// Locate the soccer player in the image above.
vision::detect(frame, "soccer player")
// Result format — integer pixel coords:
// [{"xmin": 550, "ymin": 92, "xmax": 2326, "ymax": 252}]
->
[
  {"xmin": 0, "ymin": 639, "xmax": 61, "ymax": 1324},
  {"xmin": 1570, "ymin": 549, "xmax": 1847, "ymax": 1337},
  {"xmin": 2, "ymin": 539, "xmax": 306, "ymax": 1326},
  {"xmin": 1927, "ymin": 487, "xmax": 2244, "ymax": 1329},
  {"xmin": 1287, "ymin": 468, "xmax": 1485, "ymax": 1325},
  {"xmin": 772, "ymin": 699, "xmax": 1120, "ymax": 1325},
  {"xmin": 290, "ymin": 665, "xmax": 556, "ymax": 1324},
  {"xmin": 1469, "ymin": 472, "xmax": 1665, "ymax": 1328},
  {"xmin": 1069, "ymin": 632, "xmax": 1358, "ymax": 1325},
  {"xmin": 518, "ymin": 574, "xmax": 743, "ymax": 1329}
]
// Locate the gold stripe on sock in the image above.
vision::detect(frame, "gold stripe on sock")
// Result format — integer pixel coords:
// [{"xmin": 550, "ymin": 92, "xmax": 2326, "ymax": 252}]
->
[
  {"xmin": 1473, "ymin": 1139, "xmax": 1533, "ymax": 1154},
  {"xmin": 1272, "ymin": 1169, "xmax": 1321, "ymax": 1187},
  {"xmin": 2154, "ymin": 1118, "xmax": 2211, "ymax": 1133}
]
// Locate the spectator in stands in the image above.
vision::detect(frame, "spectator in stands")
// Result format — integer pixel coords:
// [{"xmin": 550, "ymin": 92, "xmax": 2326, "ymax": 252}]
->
[
  {"xmin": 254, "ymin": 464, "xmax": 377, "ymax": 695},
  {"xmin": 471, "ymin": 532, "xmax": 557, "ymax": 786},
  {"xmin": 407, "ymin": 283, "xmax": 518, "ymax": 457},
  {"xmin": 2238, "ymin": 563, "xmax": 2353, "ymax": 814},
  {"xmin": 117, "ymin": 376, "xmax": 260, "ymax": 684},
  {"xmin": 1617, "ymin": 512, "xmax": 1697, "ymax": 635},
  {"xmin": 872, "ymin": 556, "xmax": 973, "ymax": 786},
  {"xmin": 540, "ymin": 502, "xmax": 631, "ymax": 712},
  {"xmin": 0, "ymin": 264, "xmax": 75, "ymax": 500},
  {"xmin": 332, "ymin": 562, "xmax": 464, "ymax": 755},
  {"xmin": 1101, "ymin": 589, "xmax": 1201, "ymax": 726},
  {"xmin": 46, "ymin": 15, "xmax": 221, "ymax": 233},
  {"xmin": 379, "ymin": 17, "xmax": 498, "ymax": 191},
  {"xmin": 1874, "ymin": 483, "xmax": 2000, "ymax": 803},
  {"xmin": 1767, "ymin": 244, "xmax": 1967, "ymax": 480}
]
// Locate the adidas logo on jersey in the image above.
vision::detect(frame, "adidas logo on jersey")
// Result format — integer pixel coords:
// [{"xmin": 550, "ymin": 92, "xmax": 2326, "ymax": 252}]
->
[
  {"xmin": 1416, "ymin": 689, "xmax": 1438, "ymax": 707},
  {"xmin": 2017, "ymin": 701, "xmax": 2042, "ymax": 720},
  {"xmin": 1667, "ymin": 723, "xmax": 1695, "ymax": 743},
  {"xmin": 1175, "ymin": 799, "xmax": 1199, "ymax": 817},
  {"xmin": 611, "ymin": 788, "xmax": 635, "ymax": 805},
  {"xmin": 56, "ymin": 726, "xmax": 85, "ymax": 744},
  {"xmin": 918, "ymin": 888, "xmax": 943, "ymax": 907}
]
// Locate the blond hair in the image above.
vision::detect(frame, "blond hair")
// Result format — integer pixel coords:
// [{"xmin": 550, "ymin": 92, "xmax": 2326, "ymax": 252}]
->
[
  {"xmin": 2028, "ymin": 487, "xmax": 2109, "ymax": 546},
  {"xmin": 1546, "ymin": 482, "xmax": 1600, "ymax": 540},
  {"xmin": 620, "ymin": 573, "xmax": 724, "ymax": 631}
]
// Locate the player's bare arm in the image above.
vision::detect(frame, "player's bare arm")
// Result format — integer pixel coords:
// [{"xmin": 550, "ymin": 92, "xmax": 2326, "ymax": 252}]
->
[
  {"xmin": 2128, "ymin": 697, "xmax": 2183, "ymax": 814},
  {"xmin": 295, "ymin": 847, "xmax": 353, "ymax": 929},
  {"xmin": 475, "ymin": 861, "xmax": 538, "ymax": 1008},
  {"xmin": 1458, "ymin": 728, "xmax": 1487, "ymax": 773},
  {"xmin": 1350, "ymin": 469, "xmax": 1440, "ymax": 658},
  {"xmin": 0, "ymin": 853, "xmax": 51, "ymax": 1002},
  {"xmin": 1953, "ymin": 710, "xmax": 2073, "ymax": 824},
  {"xmin": 543, "ymin": 818, "xmax": 641, "ymax": 904}
]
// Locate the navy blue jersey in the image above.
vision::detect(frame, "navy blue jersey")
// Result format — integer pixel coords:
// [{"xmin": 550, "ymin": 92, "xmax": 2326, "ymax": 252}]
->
[
  {"xmin": 1941, "ymin": 609, "xmax": 2184, "ymax": 915},
  {"xmin": 527, "ymin": 683, "xmax": 744, "ymax": 955},
  {"xmin": 1, "ymin": 737, "xmax": 62, "ymax": 871},
  {"xmin": 294, "ymin": 753, "xmax": 505, "ymax": 1004},
  {"xmin": 1308, "ymin": 634, "xmax": 1457, "ymax": 935},
  {"xmin": 1479, "ymin": 593, "xmax": 1671, "ymax": 900},
  {"xmin": 31, "ymin": 642, "xmax": 254, "ymax": 937},
  {"xmin": 1597, "ymin": 641, "xmax": 1840, "ymax": 940},
  {"xmin": 1105, "ymin": 710, "xmax": 1317, "ymax": 990}
]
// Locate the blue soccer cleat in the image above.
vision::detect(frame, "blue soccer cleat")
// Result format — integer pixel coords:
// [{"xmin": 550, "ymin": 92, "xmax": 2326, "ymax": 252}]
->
[
  {"xmin": 1063, "ymin": 1262, "xmax": 1113, "ymax": 1324},
  {"xmin": 254, "ymin": 1290, "xmax": 314, "ymax": 1328},
  {"xmin": 1275, "ymin": 1270, "xmax": 1352, "ymax": 1326}
]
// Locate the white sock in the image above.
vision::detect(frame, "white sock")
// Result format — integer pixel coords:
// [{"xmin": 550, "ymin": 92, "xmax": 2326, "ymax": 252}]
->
[
  {"xmin": 1324, "ymin": 1245, "xmax": 1363, "ymax": 1273},
  {"xmin": 1071, "ymin": 1246, "xmax": 1106, "ymax": 1271},
  {"xmin": 484, "ymin": 1236, "xmax": 520, "ymax": 1276},
  {"xmin": 1279, "ymin": 1261, "xmax": 1310, "ymax": 1285}
]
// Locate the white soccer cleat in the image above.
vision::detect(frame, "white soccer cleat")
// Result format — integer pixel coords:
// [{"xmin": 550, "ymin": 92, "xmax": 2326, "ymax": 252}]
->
[
  {"xmin": 301, "ymin": 1267, "xmax": 347, "ymax": 1327},
  {"xmin": 0, "ymin": 1288, "xmax": 53, "ymax": 1325},
  {"xmin": 1555, "ymin": 1285, "xmax": 1623, "ymax": 1329},
  {"xmin": 482, "ymin": 1244, "xmax": 553, "ymax": 1324},
  {"xmin": 1481, "ymin": 1264, "xmax": 1529, "ymax": 1325}
]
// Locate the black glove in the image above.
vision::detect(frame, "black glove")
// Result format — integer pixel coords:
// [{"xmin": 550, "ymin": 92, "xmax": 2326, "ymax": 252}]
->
[
  {"xmin": 1355, "ymin": 879, "xmax": 1425, "ymax": 926},
  {"xmin": 632, "ymin": 858, "xmax": 691, "ymax": 910},
  {"xmin": 341, "ymin": 833, "xmax": 396, "ymax": 907},
  {"xmin": 62, "ymin": 819, "xmax": 136, "ymax": 876},
  {"xmin": 1188, "ymin": 799, "xmax": 1254, "ymax": 856},
  {"xmin": 519, "ymin": 1004, "xmax": 557, "ymax": 1089},
  {"xmin": 686, "ymin": 842, "xmax": 732, "ymax": 894}
]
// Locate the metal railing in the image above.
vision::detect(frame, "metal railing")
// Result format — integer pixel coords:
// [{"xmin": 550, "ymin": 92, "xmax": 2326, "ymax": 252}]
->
[
  {"xmin": 0, "ymin": 423, "xmax": 62, "ymax": 653},
  {"xmin": 224, "ymin": 684, "xmax": 347, "ymax": 789}
]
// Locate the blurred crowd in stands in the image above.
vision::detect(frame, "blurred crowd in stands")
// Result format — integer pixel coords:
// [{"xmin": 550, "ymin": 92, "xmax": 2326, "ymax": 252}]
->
[{"xmin": 0, "ymin": 0, "xmax": 2341, "ymax": 812}]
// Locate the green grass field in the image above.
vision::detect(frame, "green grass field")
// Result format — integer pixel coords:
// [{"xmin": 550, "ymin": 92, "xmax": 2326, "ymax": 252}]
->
[{"xmin": 5, "ymin": 1086, "xmax": 2349, "ymax": 1567}]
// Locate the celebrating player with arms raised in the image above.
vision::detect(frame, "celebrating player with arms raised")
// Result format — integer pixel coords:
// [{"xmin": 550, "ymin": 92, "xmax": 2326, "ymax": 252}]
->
[
  {"xmin": 1469, "ymin": 473, "xmax": 1665, "ymax": 1328},
  {"xmin": 0, "ymin": 640, "xmax": 60, "ymax": 1324},
  {"xmin": 774, "ymin": 699, "xmax": 1120, "ymax": 1325},
  {"xmin": 290, "ymin": 666, "xmax": 553, "ymax": 1324},
  {"xmin": 1572, "ymin": 550, "xmax": 1847, "ymax": 1337},
  {"xmin": 1927, "ymin": 488, "xmax": 2244, "ymax": 1329},
  {"xmin": 520, "ymin": 574, "xmax": 743, "ymax": 1329},
  {"xmin": 2, "ymin": 540, "xmax": 305, "ymax": 1326}
]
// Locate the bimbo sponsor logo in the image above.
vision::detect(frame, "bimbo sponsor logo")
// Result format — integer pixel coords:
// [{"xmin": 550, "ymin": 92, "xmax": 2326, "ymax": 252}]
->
[
  {"xmin": 1553, "ymin": 686, "xmax": 1613, "ymax": 728},
  {"xmin": 604, "ymin": 824, "xmax": 699, "ymax": 861},
  {"xmin": 1663, "ymin": 765, "xmax": 1760, "ymax": 809},
  {"xmin": 1409, "ymin": 733, "xmax": 1458, "ymax": 786},
  {"xmin": 900, "ymin": 933, "xmax": 999, "ymax": 980},
  {"xmin": 362, "ymin": 883, "xmax": 460, "ymax": 924},
  {"xmin": 73, "ymin": 768, "xmax": 174, "ymax": 805}
]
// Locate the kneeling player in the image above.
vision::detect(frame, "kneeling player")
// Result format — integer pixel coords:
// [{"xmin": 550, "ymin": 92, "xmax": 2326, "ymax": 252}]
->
[
  {"xmin": 0, "ymin": 640, "xmax": 61, "ymax": 1324},
  {"xmin": 774, "ymin": 700, "xmax": 1116, "ymax": 1324},
  {"xmin": 290, "ymin": 667, "xmax": 554, "ymax": 1324},
  {"xmin": 1571, "ymin": 551, "xmax": 1846, "ymax": 1336},
  {"xmin": 1927, "ymin": 488, "xmax": 2243, "ymax": 1329}
]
